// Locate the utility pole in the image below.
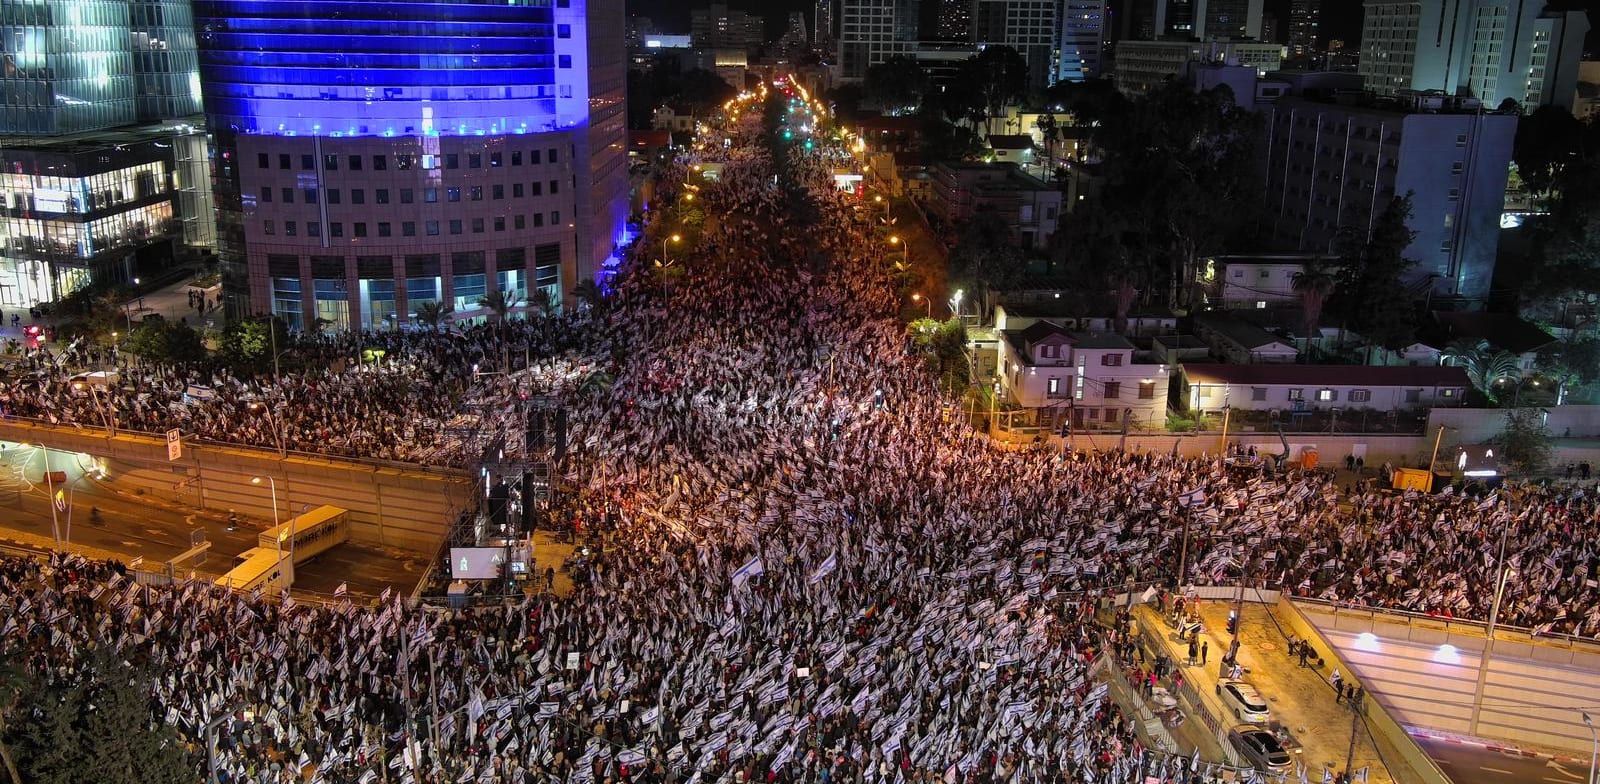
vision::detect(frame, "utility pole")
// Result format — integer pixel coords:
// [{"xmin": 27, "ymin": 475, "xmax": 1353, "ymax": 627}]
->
[{"xmin": 1343, "ymin": 692, "xmax": 1365, "ymax": 784}]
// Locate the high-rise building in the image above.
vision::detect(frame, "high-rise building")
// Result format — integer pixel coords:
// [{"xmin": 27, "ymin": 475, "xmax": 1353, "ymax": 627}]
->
[
  {"xmin": 815, "ymin": 0, "xmax": 837, "ymax": 50},
  {"xmin": 1114, "ymin": 39, "xmax": 1282, "ymax": 93},
  {"xmin": 1287, "ymin": 0, "xmax": 1319, "ymax": 58},
  {"xmin": 0, "ymin": 0, "xmax": 211, "ymax": 306},
  {"xmin": 1142, "ymin": 0, "xmax": 1262, "ymax": 40},
  {"xmin": 1259, "ymin": 11, "xmax": 1278, "ymax": 44},
  {"xmin": 1059, "ymin": 0, "xmax": 1108, "ymax": 81},
  {"xmin": 1, "ymin": 0, "xmax": 203, "ymax": 136},
  {"xmin": 1359, "ymin": 0, "xmax": 1591, "ymax": 111},
  {"xmin": 936, "ymin": 0, "xmax": 975, "ymax": 41},
  {"xmin": 778, "ymin": 12, "xmax": 811, "ymax": 58},
  {"xmin": 192, "ymin": 0, "xmax": 628, "ymax": 328},
  {"xmin": 839, "ymin": 0, "xmax": 923, "ymax": 79},
  {"xmin": 974, "ymin": 0, "xmax": 1105, "ymax": 87},
  {"xmin": 976, "ymin": 0, "xmax": 1060, "ymax": 88},
  {"xmin": 690, "ymin": 3, "xmax": 766, "ymax": 52},
  {"xmin": 1261, "ymin": 90, "xmax": 1516, "ymax": 303}
]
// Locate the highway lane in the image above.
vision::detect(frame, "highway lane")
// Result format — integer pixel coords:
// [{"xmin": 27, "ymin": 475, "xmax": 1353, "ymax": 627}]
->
[
  {"xmin": 0, "ymin": 446, "xmax": 425, "ymax": 596},
  {"xmin": 1414, "ymin": 734, "xmax": 1592, "ymax": 784}
]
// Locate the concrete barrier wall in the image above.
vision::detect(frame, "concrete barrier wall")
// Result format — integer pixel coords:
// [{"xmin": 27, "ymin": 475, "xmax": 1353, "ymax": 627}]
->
[
  {"xmin": 0, "ymin": 420, "xmax": 471, "ymax": 552},
  {"xmin": 1296, "ymin": 602, "xmax": 1600, "ymax": 755}
]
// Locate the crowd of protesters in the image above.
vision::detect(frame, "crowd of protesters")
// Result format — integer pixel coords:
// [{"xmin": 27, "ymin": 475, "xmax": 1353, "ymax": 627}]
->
[{"xmin": 1, "ymin": 84, "xmax": 1598, "ymax": 784}]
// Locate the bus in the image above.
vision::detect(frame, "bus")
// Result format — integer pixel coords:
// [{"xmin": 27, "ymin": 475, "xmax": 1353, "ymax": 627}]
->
[
  {"xmin": 260, "ymin": 505, "xmax": 349, "ymax": 565},
  {"xmin": 216, "ymin": 547, "xmax": 294, "ymax": 593}
]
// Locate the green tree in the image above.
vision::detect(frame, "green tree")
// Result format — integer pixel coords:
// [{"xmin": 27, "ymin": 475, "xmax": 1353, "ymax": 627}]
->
[
  {"xmin": 1442, "ymin": 339, "xmax": 1523, "ymax": 397},
  {"xmin": 478, "ymin": 289, "xmax": 520, "ymax": 322},
  {"xmin": 0, "ymin": 661, "xmax": 27, "ymax": 784},
  {"xmin": 571, "ymin": 279, "xmax": 606, "ymax": 314},
  {"xmin": 412, "ymin": 300, "xmax": 453, "ymax": 331},
  {"xmin": 1088, "ymin": 81, "xmax": 1261, "ymax": 310},
  {"xmin": 863, "ymin": 56, "xmax": 928, "ymax": 115},
  {"xmin": 949, "ymin": 46, "xmax": 1029, "ymax": 135},
  {"xmin": 1330, "ymin": 196, "xmax": 1422, "ymax": 359},
  {"xmin": 908, "ymin": 317, "xmax": 970, "ymax": 392},
  {"xmin": 5, "ymin": 653, "xmax": 193, "ymax": 784},
  {"xmin": 1291, "ymin": 258, "xmax": 1338, "ymax": 360},
  {"xmin": 1492, "ymin": 408, "xmax": 1554, "ymax": 474},
  {"xmin": 217, "ymin": 316, "xmax": 288, "ymax": 374},
  {"xmin": 1512, "ymin": 105, "xmax": 1587, "ymax": 199}
]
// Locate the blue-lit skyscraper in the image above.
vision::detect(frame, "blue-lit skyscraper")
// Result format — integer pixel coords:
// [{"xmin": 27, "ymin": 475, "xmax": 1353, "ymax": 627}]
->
[{"xmin": 194, "ymin": 0, "xmax": 627, "ymax": 327}]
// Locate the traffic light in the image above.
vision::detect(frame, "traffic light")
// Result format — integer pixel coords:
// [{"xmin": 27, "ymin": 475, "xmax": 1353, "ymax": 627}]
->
[{"xmin": 1226, "ymin": 611, "xmax": 1238, "ymax": 635}]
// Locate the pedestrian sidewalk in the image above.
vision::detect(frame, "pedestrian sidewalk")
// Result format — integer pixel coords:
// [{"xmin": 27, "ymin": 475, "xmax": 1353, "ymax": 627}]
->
[
  {"xmin": 123, "ymin": 276, "xmax": 223, "ymax": 332},
  {"xmin": 1135, "ymin": 601, "xmax": 1429, "ymax": 784}
]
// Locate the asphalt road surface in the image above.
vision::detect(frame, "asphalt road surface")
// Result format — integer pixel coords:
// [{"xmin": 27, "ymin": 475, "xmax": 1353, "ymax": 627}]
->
[
  {"xmin": 0, "ymin": 447, "xmax": 425, "ymax": 596},
  {"xmin": 1414, "ymin": 734, "xmax": 1592, "ymax": 784}
]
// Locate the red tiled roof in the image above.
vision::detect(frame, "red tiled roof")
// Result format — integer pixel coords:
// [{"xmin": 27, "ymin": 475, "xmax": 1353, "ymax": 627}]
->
[{"xmin": 1182, "ymin": 363, "xmax": 1471, "ymax": 387}]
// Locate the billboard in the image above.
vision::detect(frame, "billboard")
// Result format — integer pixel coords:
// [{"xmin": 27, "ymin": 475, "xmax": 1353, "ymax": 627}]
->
[{"xmin": 450, "ymin": 547, "xmax": 507, "ymax": 579}]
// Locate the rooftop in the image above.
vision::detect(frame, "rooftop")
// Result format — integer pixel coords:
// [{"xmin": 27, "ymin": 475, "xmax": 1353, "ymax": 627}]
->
[
  {"xmin": 987, "ymin": 134, "xmax": 1035, "ymax": 150},
  {"xmin": 0, "ymin": 118, "xmax": 205, "ymax": 154},
  {"xmin": 1182, "ymin": 363, "xmax": 1472, "ymax": 388},
  {"xmin": 1433, "ymin": 312, "xmax": 1556, "ymax": 355},
  {"xmin": 1194, "ymin": 313, "xmax": 1295, "ymax": 351}
]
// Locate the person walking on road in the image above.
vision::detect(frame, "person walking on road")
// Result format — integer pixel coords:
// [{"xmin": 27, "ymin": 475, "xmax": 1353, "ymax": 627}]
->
[
  {"xmin": 1331, "ymin": 668, "xmax": 1343, "ymax": 697},
  {"xmin": 1200, "ymin": 640, "xmax": 1208, "ymax": 665},
  {"xmin": 1187, "ymin": 637, "xmax": 1198, "ymax": 665}
]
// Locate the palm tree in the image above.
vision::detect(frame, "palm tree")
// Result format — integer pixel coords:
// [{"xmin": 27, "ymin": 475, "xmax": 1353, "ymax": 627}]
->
[
  {"xmin": 571, "ymin": 280, "xmax": 606, "ymax": 313},
  {"xmin": 412, "ymin": 300, "xmax": 453, "ymax": 331},
  {"xmin": 1442, "ymin": 339, "xmax": 1523, "ymax": 398},
  {"xmin": 477, "ymin": 288, "xmax": 520, "ymax": 322},
  {"xmin": 1291, "ymin": 259, "xmax": 1338, "ymax": 361}
]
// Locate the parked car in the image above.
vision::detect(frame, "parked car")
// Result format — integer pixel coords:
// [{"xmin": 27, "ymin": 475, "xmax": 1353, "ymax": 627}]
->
[
  {"xmin": 1228, "ymin": 724, "xmax": 1294, "ymax": 775},
  {"xmin": 1216, "ymin": 678, "xmax": 1271, "ymax": 723}
]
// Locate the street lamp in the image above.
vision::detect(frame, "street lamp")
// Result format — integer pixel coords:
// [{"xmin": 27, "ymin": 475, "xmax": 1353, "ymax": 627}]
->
[
  {"xmin": 1581, "ymin": 711, "xmax": 1596, "ymax": 784},
  {"xmin": 250, "ymin": 476, "xmax": 287, "ymax": 562},
  {"xmin": 247, "ymin": 401, "xmax": 286, "ymax": 457},
  {"xmin": 71, "ymin": 380, "xmax": 116, "ymax": 436},
  {"xmin": 911, "ymin": 293, "xmax": 931, "ymax": 319},
  {"xmin": 1469, "ymin": 556, "xmax": 1516, "ymax": 735},
  {"xmin": 32, "ymin": 444, "xmax": 60, "ymax": 548},
  {"xmin": 663, "ymin": 233, "xmax": 681, "ymax": 262},
  {"xmin": 950, "ymin": 289, "xmax": 965, "ymax": 321}
]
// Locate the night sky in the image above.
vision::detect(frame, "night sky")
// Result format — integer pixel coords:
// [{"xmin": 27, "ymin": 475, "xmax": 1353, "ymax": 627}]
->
[{"xmin": 626, "ymin": 0, "xmax": 1600, "ymax": 57}]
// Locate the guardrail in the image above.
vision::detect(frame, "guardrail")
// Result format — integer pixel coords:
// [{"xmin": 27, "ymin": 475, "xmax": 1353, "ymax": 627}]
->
[
  {"xmin": 1290, "ymin": 595, "xmax": 1600, "ymax": 650},
  {"xmin": 0, "ymin": 414, "xmax": 469, "ymax": 476}
]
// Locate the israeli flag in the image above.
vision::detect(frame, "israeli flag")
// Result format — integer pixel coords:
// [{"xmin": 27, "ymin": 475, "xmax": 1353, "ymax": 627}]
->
[
  {"xmin": 731, "ymin": 556, "xmax": 765, "ymax": 587},
  {"xmin": 1179, "ymin": 487, "xmax": 1206, "ymax": 507},
  {"xmin": 809, "ymin": 552, "xmax": 838, "ymax": 584}
]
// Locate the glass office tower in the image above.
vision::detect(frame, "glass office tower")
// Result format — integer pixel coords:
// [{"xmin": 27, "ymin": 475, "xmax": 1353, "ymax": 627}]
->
[{"xmin": 194, "ymin": 0, "xmax": 628, "ymax": 328}]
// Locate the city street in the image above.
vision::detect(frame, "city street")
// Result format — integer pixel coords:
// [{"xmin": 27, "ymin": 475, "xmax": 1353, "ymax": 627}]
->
[
  {"xmin": 1136, "ymin": 601, "xmax": 1406, "ymax": 783},
  {"xmin": 1413, "ymin": 734, "xmax": 1593, "ymax": 784},
  {"xmin": 0, "ymin": 443, "xmax": 422, "ymax": 595}
]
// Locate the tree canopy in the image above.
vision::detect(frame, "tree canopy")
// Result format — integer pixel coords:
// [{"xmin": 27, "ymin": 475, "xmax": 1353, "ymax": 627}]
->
[
  {"xmin": 862, "ymin": 56, "xmax": 929, "ymax": 115},
  {"xmin": 1076, "ymin": 80, "xmax": 1262, "ymax": 310},
  {"xmin": 2, "ymin": 652, "xmax": 193, "ymax": 784}
]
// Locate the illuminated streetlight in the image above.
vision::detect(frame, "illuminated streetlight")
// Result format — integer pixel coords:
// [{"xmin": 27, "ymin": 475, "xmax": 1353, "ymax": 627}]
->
[
  {"xmin": 911, "ymin": 293, "xmax": 931, "ymax": 319},
  {"xmin": 251, "ymin": 475, "xmax": 283, "ymax": 561}
]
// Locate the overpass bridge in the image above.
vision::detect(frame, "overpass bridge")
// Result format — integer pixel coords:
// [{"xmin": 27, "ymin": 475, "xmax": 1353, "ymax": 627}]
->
[{"xmin": 0, "ymin": 417, "xmax": 472, "ymax": 554}]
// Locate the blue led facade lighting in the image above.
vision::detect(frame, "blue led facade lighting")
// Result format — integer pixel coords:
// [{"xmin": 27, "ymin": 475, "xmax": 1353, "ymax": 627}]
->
[{"xmin": 192, "ymin": 0, "xmax": 574, "ymax": 138}]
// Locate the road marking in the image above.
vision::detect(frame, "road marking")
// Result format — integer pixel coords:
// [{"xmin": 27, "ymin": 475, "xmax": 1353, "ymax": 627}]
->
[{"xmin": 1479, "ymin": 767, "xmax": 1515, "ymax": 775}]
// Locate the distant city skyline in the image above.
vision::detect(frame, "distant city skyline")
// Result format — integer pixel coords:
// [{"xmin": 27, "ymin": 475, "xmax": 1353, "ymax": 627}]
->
[{"xmin": 628, "ymin": 0, "xmax": 1599, "ymax": 54}]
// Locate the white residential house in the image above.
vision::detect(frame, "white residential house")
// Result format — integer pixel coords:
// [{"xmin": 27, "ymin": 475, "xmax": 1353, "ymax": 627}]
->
[
  {"xmin": 1192, "ymin": 313, "xmax": 1299, "ymax": 364},
  {"xmin": 997, "ymin": 322, "xmax": 1170, "ymax": 431},
  {"xmin": 993, "ymin": 303, "xmax": 1178, "ymax": 338},
  {"xmin": 1181, "ymin": 363, "xmax": 1472, "ymax": 415},
  {"xmin": 1210, "ymin": 254, "xmax": 1333, "ymax": 310},
  {"xmin": 1367, "ymin": 341, "xmax": 1444, "ymax": 367}
]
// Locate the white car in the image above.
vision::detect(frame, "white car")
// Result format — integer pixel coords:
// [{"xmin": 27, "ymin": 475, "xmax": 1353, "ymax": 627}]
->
[{"xmin": 1216, "ymin": 679, "xmax": 1271, "ymax": 723}]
